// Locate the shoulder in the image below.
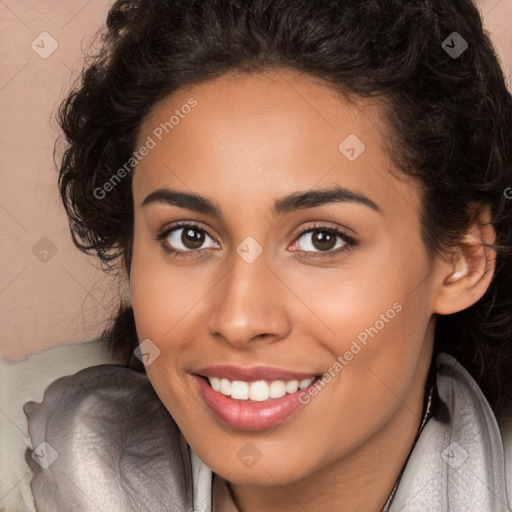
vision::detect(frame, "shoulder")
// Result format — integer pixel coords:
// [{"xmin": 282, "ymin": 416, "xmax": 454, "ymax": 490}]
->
[{"xmin": 23, "ymin": 364, "xmax": 194, "ymax": 512}]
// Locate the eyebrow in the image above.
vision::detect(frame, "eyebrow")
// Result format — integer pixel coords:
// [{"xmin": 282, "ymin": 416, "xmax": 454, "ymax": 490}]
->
[{"xmin": 141, "ymin": 185, "xmax": 382, "ymax": 218}]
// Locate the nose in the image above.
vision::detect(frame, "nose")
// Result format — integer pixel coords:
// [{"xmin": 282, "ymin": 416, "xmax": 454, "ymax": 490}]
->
[{"xmin": 207, "ymin": 249, "xmax": 291, "ymax": 349}]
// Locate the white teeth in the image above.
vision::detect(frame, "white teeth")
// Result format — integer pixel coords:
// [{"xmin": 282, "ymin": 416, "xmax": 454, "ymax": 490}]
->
[
  {"xmin": 210, "ymin": 377, "xmax": 221, "ymax": 392},
  {"xmin": 299, "ymin": 378, "xmax": 314, "ymax": 390},
  {"xmin": 230, "ymin": 381, "xmax": 249, "ymax": 400},
  {"xmin": 285, "ymin": 380, "xmax": 299, "ymax": 394},
  {"xmin": 249, "ymin": 380, "xmax": 270, "ymax": 402},
  {"xmin": 206, "ymin": 376, "xmax": 315, "ymax": 401},
  {"xmin": 220, "ymin": 378, "xmax": 231, "ymax": 396},
  {"xmin": 269, "ymin": 380, "xmax": 286, "ymax": 398}
]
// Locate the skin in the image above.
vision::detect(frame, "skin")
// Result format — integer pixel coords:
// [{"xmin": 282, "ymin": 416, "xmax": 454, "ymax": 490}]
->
[{"xmin": 128, "ymin": 69, "xmax": 495, "ymax": 512}]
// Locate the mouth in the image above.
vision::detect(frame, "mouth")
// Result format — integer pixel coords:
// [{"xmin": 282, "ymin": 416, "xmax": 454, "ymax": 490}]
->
[
  {"xmin": 198, "ymin": 374, "xmax": 320, "ymax": 402},
  {"xmin": 193, "ymin": 371, "xmax": 322, "ymax": 430}
]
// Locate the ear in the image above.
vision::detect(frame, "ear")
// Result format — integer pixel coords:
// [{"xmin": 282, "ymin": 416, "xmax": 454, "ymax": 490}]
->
[{"xmin": 433, "ymin": 205, "xmax": 496, "ymax": 315}]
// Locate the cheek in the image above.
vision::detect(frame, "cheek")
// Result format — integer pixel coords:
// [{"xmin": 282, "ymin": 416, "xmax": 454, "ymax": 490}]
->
[
  {"xmin": 304, "ymin": 239, "xmax": 433, "ymax": 400},
  {"xmin": 129, "ymin": 226, "xmax": 204, "ymax": 339},
  {"xmin": 128, "ymin": 231, "xmax": 219, "ymax": 407},
  {"xmin": 128, "ymin": 239, "xmax": 202, "ymax": 415},
  {"xmin": 290, "ymin": 235, "xmax": 430, "ymax": 345}
]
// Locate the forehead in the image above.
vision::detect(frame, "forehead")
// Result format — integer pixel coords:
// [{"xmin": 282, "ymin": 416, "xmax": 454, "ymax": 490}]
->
[{"xmin": 133, "ymin": 69, "xmax": 420, "ymax": 217}]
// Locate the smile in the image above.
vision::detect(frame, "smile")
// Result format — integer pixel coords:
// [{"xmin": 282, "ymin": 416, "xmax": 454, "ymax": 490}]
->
[
  {"xmin": 193, "ymin": 366, "xmax": 321, "ymax": 430},
  {"xmin": 207, "ymin": 376, "xmax": 315, "ymax": 401}
]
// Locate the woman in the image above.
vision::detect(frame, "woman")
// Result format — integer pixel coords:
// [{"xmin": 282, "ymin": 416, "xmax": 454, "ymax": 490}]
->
[{"xmin": 23, "ymin": 0, "xmax": 512, "ymax": 510}]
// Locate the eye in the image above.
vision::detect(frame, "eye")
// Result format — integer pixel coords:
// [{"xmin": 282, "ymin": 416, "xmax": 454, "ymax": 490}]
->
[
  {"xmin": 156, "ymin": 222, "xmax": 219, "ymax": 258},
  {"xmin": 290, "ymin": 224, "xmax": 357, "ymax": 259},
  {"xmin": 155, "ymin": 221, "xmax": 357, "ymax": 261}
]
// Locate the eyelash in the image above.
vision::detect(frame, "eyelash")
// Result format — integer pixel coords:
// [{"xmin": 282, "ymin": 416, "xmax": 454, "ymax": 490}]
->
[{"xmin": 155, "ymin": 222, "xmax": 357, "ymax": 261}]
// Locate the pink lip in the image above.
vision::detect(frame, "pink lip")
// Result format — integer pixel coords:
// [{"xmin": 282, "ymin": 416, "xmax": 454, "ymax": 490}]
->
[
  {"xmin": 196, "ymin": 365, "xmax": 317, "ymax": 381},
  {"xmin": 194, "ymin": 375, "xmax": 318, "ymax": 431}
]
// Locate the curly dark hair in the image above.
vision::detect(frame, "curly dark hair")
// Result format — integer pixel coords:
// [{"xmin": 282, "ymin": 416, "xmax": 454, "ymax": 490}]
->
[{"xmin": 57, "ymin": 0, "xmax": 512, "ymax": 416}]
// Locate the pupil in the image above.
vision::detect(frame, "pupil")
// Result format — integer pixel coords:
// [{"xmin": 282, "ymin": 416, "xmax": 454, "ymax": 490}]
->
[
  {"xmin": 182, "ymin": 228, "xmax": 205, "ymax": 249},
  {"xmin": 313, "ymin": 230, "xmax": 336, "ymax": 251}
]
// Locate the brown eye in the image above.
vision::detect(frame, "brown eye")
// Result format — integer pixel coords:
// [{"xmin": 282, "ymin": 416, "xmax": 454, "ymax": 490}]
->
[
  {"xmin": 296, "ymin": 228, "xmax": 347, "ymax": 253},
  {"xmin": 180, "ymin": 227, "xmax": 205, "ymax": 249},
  {"xmin": 312, "ymin": 230, "xmax": 338, "ymax": 251},
  {"xmin": 160, "ymin": 224, "xmax": 219, "ymax": 253}
]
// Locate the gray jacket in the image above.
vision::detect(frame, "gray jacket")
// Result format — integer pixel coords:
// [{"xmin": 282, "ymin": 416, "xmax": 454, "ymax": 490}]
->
[{"xmin": 23, "ymin": 352, "xmax": 512, "ymax": 511}]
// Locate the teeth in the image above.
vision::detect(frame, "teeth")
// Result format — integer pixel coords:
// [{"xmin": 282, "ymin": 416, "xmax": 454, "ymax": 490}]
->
[
  {"xmin": 207, "ymin": 376, "xmax": 315, "ymax": 401},
  {"xmin": 249, "ymin": 380, "xmax": 270, "ymax": 402},
  {"xmin": 231, "ymin": 381, "xmax": 249, "ymax": 400},
  {"xmin": 269, "ymin": 380, "xmax": 286, "ymax": 398},
  {"xmin": 285, "ymin": 380, "xmax": 299, "ymax": 394},
  {"xmin": 299, "ymin": 378, "xmax": 313, "ymax": 390},
  {"xmin": 220, "ymin": 378, "xmax": 231, "ymax": 396},
  {"xmin": 210, "ymin": 377, "xmax": 221, "ymax": 392}
]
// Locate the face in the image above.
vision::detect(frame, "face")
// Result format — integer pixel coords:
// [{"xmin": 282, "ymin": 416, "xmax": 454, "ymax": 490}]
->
[{"xmin": 129, "ymin": 69, "xmax": 440, "ymax": 487}]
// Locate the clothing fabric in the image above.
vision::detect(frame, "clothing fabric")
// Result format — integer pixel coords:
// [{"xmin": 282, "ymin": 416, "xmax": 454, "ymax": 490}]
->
[
  {"xmin": 0, "ymin": 339, "xmax": 127, "ymax": 512},
  {"xmin": 22, "ymin": 353, "xmax": 512, "ymax": 511}
]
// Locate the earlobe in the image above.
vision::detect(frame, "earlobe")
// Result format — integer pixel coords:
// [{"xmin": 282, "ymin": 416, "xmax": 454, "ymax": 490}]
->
[{"xmin": 433, "ymin": 206, "xmax": 496, "ymax": 315}]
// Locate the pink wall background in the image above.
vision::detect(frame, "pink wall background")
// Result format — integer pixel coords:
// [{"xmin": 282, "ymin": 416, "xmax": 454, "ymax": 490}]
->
[{"xmin": 1, "ymin": 0, "xmax": 511, "ymax": 360}]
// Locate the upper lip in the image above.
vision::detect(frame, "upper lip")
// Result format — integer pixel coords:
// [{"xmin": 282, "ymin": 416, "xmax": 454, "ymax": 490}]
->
[{"xmin": 195, "ymin": 365, "xmax": 318, "ymax": 382}]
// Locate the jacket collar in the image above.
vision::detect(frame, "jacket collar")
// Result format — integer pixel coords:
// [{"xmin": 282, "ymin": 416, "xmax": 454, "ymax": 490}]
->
[{"xmin": 389, "ymin": 352, "xmax": 509, "ymax": 510}]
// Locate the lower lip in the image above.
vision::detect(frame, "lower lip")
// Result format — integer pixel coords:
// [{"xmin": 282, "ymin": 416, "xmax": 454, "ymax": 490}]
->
[{"xmin": 194, "ymin": 376, "xmax": 318, "ymax": 431}]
